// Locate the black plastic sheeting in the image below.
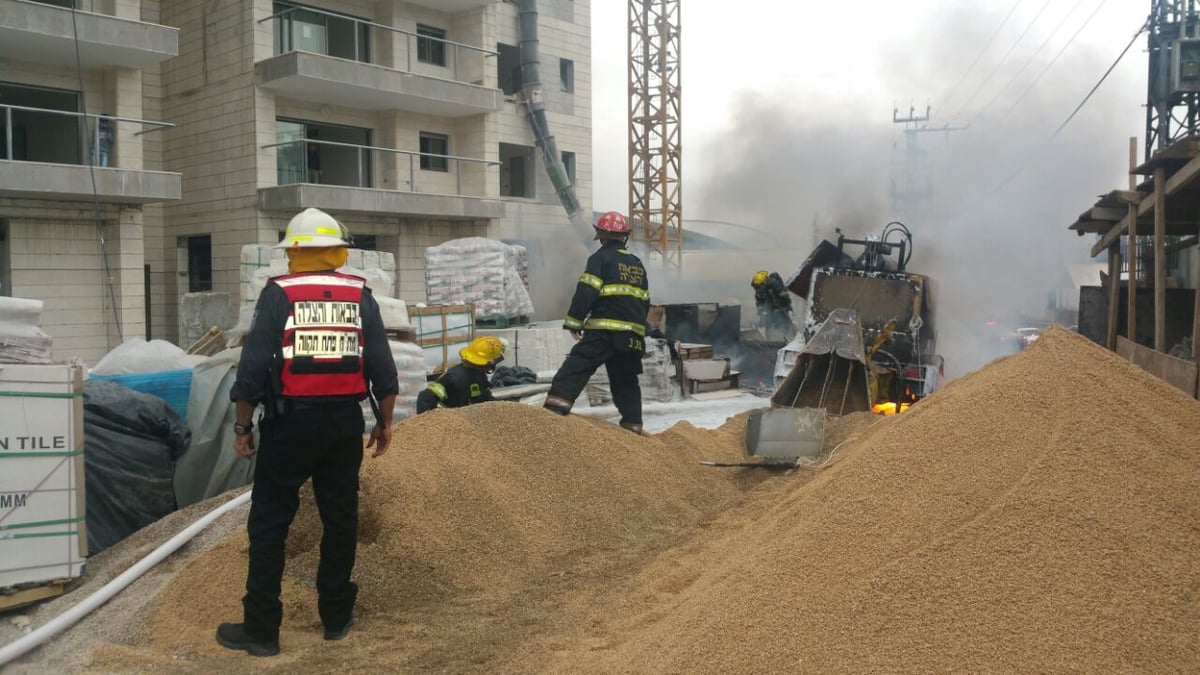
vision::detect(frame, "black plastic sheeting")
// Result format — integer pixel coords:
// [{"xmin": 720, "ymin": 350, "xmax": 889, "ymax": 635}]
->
[
  {"xmin": 491, "ymin": 365, "xmax": 538, "ymax": 388},
  {"xmin": 83, "ymin": 380, "xmax": 191, "ymax": 555}
]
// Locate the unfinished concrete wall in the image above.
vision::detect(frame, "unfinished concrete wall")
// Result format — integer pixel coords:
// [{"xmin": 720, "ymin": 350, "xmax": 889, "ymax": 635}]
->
[{"xmin": 1078, "ymin": 286, "xmax": 1196, "ymax": 352}]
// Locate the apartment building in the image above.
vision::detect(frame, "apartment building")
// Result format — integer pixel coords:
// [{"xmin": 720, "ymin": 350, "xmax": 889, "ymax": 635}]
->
[
  {"xmin": 1, "ymin": 0, "xmax": 591, "ymax": 360},
  {"xmin": 161, "ymin": 0, "xmax": 592, "ymax": 341},
  {"xmin": 0, "ymin": 0, "xmax": 181, "ymax": 363}
]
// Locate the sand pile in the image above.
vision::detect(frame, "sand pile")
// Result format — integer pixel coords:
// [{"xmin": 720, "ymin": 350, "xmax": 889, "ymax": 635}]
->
[
  {"xmin": 543, "ymin": 326, "xmax": 1200, "ymax": 673},
  {"xmin": 98, "ymin": 403, "xmax": 788, "ymax": 673}
]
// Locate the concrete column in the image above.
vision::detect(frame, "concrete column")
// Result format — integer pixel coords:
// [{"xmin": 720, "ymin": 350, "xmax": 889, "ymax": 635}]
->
[
  {"xmin": 112, "ymin": 0, "xmax": 139, "ymax": 20},
  {"xmin": 110, "ymin": 68, "xmax": 144, "ymax": 170},
  {"xmin": 254, "ymin": 89, "xmax": 277, "ymax": 188},
  {"xmin": 375, "ymin": 2, "xmax": 405, "ymax": 70},
  {"xmin": 104, "ymin": 208, "xmax": 147, "ymax": 347},
  {"xmin": 376, "ymin": 110, "xmax": 402, "ymax": 191}
]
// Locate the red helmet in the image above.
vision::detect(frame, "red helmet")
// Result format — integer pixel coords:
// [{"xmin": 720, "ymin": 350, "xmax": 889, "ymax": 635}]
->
[{"xmin": 595, "ymin": 211, "xmax": 631, "ymax": 234}]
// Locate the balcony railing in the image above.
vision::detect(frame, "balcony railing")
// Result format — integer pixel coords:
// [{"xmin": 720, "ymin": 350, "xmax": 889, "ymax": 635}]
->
[
  {"xmin": 1, "ymin": 104, "xmax": 173, "ymax": 167},
  {"xmin": 258, "ymin": 5, "xmax": 497, "ymax": 82},
  {"xmin": 263, "ymin": 138, "xmax": 499, "ymax": 196}
]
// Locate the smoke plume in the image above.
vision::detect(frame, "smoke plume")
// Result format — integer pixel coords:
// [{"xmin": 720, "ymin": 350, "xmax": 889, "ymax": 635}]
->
[{"xmin": 688, "ymin": 3, "xmax": 1145, "ymax": 380}]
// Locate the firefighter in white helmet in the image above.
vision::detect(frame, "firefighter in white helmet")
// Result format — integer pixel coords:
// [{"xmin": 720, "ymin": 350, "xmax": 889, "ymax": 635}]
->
[{"xmin": 219, "ymin": 207, "xmax": 398, "ymax": 656}]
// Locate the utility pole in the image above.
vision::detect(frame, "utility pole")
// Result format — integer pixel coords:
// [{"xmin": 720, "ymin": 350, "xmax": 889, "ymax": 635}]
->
[{"xmin": 890, "ymin": 105, "xmax": 967, "ymax": 223}]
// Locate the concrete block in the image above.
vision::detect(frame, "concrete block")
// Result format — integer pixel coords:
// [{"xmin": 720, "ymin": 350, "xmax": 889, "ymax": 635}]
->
[{"xmin": 178, "ymin": 292, "xmax": 235, "ymax": 348}]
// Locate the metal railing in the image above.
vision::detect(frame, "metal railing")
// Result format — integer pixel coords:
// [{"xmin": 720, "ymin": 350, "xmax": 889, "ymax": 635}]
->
[
  {"xmin": 259, "ymin": 5, "xmax": 497, "ymax": 82},
  {"xmin": 263, "ymin": 138, "xmax": 499, "ymax": 196},
  {"xmin": 1, "ymin": 104, "xmax": 174, "ymax": 168}
]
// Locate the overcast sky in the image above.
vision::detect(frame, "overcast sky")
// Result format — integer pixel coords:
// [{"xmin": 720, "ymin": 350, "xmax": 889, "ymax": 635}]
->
[
  {"xmin": 586, "ymin": 0, "xmax": 1158, "ymax": 374},
  {"xmin": 589, "ymin": 0, "xmax": 1149, "ymax": 218}
]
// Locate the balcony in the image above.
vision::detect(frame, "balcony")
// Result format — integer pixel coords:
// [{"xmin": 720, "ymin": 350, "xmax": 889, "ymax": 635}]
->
[
  {"xmin": 258, "ymin": 138, "xmax": 504, "ymax": 221},
  {"xmin": 0, "ymin": 0, "xmax": 179, "ymax": 69},
  {"xmin": 256, "ymin": 6, "xmax": 501, "ymax": 117},
  {"xmin": 0, "ymin": 104, "xmax": 180, "ymax": 204}
]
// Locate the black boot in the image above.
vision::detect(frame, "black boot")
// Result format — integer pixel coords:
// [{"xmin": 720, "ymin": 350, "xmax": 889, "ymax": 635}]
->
[
  {"xmin": 619, "ymin": 421, "xmax": 644, "ymax": 435},
  {"xmin": 216, "ymin": 622, "xmax": 280, "ymax": 657},
  {"xmin": 324, "ymin": 613, "xmax": 355, "ymax": 641},
  {"xmin": 544, "ymin": 395, "xmax": 573, "ymax": 416}
]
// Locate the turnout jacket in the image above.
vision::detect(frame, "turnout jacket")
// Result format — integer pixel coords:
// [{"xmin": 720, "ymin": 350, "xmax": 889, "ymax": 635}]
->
[
  {"xmin": 755, "ymin": 272, "xmax": 792, "ymax": 313},
  {"xmin": 563, "ymin": 241, "xmax": 650, "ymax": 336},
  {"xmin": 416, "ymin": 363, "xmax": 494, "ymax": 413}
]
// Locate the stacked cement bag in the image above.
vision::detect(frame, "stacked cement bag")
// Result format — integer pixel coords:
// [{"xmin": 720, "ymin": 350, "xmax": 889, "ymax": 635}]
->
[
  {"xmin": 232, "ymin": 245, "xmax": 398, "ymax": 338},
  {"xmin": 424, "ymin": 237, "xmax": 535, "ymax": 321},
  {"xmin": 0, "ymin": 297, "xmax": 52, "ymax": 364},
  {"xmin": 586, "ymin": 337, "xmax": 675, "ymax": 405},
  {"xmin": 363, "ymin": 340, "xmax": 427, "ymax": 431}
]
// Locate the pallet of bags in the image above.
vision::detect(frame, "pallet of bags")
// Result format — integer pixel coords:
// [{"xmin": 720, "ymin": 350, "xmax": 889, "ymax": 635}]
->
[
  {"xmin": 424, "ymin": 237, "xmax": 534, "ymax": 322},
  {"xmin": 0, "ymin": 297, "xmax": 53, "ymax": 364},
  {"xmin": 232, "ymin": 244, "xmax": 398, "ymax": 340}
]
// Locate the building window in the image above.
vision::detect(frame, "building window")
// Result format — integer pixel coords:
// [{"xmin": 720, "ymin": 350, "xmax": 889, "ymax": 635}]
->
[
  {"xmin": 417, "ymin": 24, "xmax": 447, "ymax": 66},
  {"xmin": 186, "ymin": 235, "xmax": 213, "ymax": 293},
  {"xmin": 273, "ymin": 2, "xmax": 370, "ymax": 63},
  {"xmin": 500, "ymin": 143, "xmax": 534, "ymax": 198},
  {"xmin": 561, "ymin": 151, "xmax": 576, "ymax": 185},
  {"xmin": 0, "ymin": 82, "xmax": 82, "ymax": 165},
  {"xmin": 497, "ymin": 43, "xmax": 522, "ymax": 95},
  {"xmin": 560, "ymin": 58, "xmax": 574, "ymax": 93},
  {"xmin": 419, "ymin": 132, "xmax": 449, "ymax": 172},
  {"xmin": 276, "ymin": 118, "xmax": 372, "ymax": 188}
]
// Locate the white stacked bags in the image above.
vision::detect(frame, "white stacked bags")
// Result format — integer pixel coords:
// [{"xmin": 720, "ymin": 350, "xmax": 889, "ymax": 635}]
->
[
  {"xmin": 424, "ymin": 237, "xmax": 535, "ymax": 321},
  {"xmin": 0, "ymin": 297, "xmax": 53, "ymax": 364},
  {"xmin": 233, "ymin": 245, "xmax": 398, "ymax": 337}
]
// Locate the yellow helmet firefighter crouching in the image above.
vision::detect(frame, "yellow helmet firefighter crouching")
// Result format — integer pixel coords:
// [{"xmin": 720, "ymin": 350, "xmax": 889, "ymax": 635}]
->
[
  {"xmin": 460, "ymin": 336, "xmax": 506, "ymax": 369},
  {"xmin": 751, "ymin": 270, "xmax": 769, "ymax": 287},
  {"xmin": 416, "ymin": 336, "xmax": 506, "ymax": 414}
]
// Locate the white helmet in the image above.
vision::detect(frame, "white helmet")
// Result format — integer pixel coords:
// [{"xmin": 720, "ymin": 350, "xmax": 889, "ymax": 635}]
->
[{"xmin": 276, "ymin": 208, "xmax": 350, "ymax": 248}]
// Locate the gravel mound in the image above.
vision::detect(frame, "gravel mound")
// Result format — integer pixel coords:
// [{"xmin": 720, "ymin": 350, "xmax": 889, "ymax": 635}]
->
[{"xmin": 542, "ymin": 326, "xmax": 1200, "ymax": 673}]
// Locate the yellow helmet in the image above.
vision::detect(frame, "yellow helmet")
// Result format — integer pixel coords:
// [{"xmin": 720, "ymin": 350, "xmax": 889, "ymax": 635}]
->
[
  {"xmin": 460, "ymin": 336, "xmax": 505, "ymax": 368},
  {"xmin": 752, "ymin": 270, "xmax": 769, "ymax": 286}
]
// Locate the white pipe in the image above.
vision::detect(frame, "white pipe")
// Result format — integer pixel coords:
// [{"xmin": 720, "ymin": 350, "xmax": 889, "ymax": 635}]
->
[{"xmin": 0, "ymin": 491, "xmax": 252, "ymax": 668}]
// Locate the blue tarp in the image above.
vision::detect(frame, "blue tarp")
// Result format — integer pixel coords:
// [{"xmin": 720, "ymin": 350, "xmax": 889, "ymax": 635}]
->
[{"xmin": 89, "ymin": 369, "xmax": 193, "ymax": 422}]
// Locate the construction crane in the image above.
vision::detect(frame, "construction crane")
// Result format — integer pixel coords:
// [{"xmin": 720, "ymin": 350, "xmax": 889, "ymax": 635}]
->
[{"xmin": 628, "ymin": 0, "xmax": 683, "ymax": 270}]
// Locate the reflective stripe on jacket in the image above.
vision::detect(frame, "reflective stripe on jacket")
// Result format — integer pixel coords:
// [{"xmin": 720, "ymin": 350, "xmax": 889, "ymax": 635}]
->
[{"xmin": 563, "ymin": 242, "xmax": 650, "ymax": 335}]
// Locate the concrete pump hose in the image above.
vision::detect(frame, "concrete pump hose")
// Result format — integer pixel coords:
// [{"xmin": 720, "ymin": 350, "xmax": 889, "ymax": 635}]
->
[{"xmin": 0, "ymin": 490, "xmax": 252, "ymax": 668}]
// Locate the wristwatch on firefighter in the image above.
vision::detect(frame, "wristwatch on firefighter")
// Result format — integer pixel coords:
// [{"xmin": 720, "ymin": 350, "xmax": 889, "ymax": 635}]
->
[{"xmin": 234, "ymin": 422, "xmax": 254, "ymax": 436}]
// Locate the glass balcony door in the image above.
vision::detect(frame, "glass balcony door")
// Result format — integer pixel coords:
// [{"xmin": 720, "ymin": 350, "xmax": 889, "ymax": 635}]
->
[
  {"xmin": 0, "ymin": 82, "xmax": 82, "ymax": 164},
  {"xmin": 276, "ymin": 118, "xmax": 372, "ymax": 188},
  {"xmin": 273, "ymin": 2, "xmax": 369, "ymax": 62}
]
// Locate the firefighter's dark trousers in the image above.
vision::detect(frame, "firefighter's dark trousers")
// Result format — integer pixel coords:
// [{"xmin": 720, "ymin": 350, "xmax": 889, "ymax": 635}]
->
[
  {"xmin": 243, "ymin": 400, "xmax": 364, "ymax": 641},
  {"xmin": 548, "ymin": 330, "xmax": 644, "ymax": 424}
]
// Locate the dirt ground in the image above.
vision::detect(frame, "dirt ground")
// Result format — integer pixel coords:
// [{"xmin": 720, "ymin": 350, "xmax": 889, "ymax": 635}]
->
[{"xmin": 4, "ymin": 327, "xmax": 1198, "ymax": 674}]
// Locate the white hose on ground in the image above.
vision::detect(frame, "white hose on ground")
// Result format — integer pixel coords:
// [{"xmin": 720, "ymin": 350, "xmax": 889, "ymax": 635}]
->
[{"xmin": 0, "ymin": 490, "xmax": 252, "ymax": 668}]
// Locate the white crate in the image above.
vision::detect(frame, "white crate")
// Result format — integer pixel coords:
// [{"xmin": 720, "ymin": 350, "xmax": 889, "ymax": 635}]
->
[{"xmin": 0, "ymin": 364, "xmax": 87, "ymax": 589}]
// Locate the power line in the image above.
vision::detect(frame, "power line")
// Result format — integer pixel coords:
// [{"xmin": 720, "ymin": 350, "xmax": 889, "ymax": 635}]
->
[
  {"xmin": 973, "ymin": 0, "xmax": 1088, "ymax": 125},
  {"xmin": 939, "ymin": 0, "xmax": 1025, "ymax": 111},
  {"xmin": 955, "ymin": 0, "xmax": 1056, "ymax": 120},
  {"xmin": 991, "ymin": 21, "xmax": 1147, "ymax": 193},
  {"xmin": 1000, "ymin": 0, "xmax": 1113, "ymax": 122},
  {"xmin": 1051, "ymin": 23, "xmax": 1143, "ymax": 139}
]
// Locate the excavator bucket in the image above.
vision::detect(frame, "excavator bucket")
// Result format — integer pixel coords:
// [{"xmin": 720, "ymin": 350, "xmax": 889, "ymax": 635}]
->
[{"xmin": 745, "ymin": 309, "xmax": 872, "ymax": 466}]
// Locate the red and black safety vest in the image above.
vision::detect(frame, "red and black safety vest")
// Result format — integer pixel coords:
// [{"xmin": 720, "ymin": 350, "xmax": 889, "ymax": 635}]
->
[{"xmin": 272, "ymin": 272, "xmax": 368, "ymax": 400}]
